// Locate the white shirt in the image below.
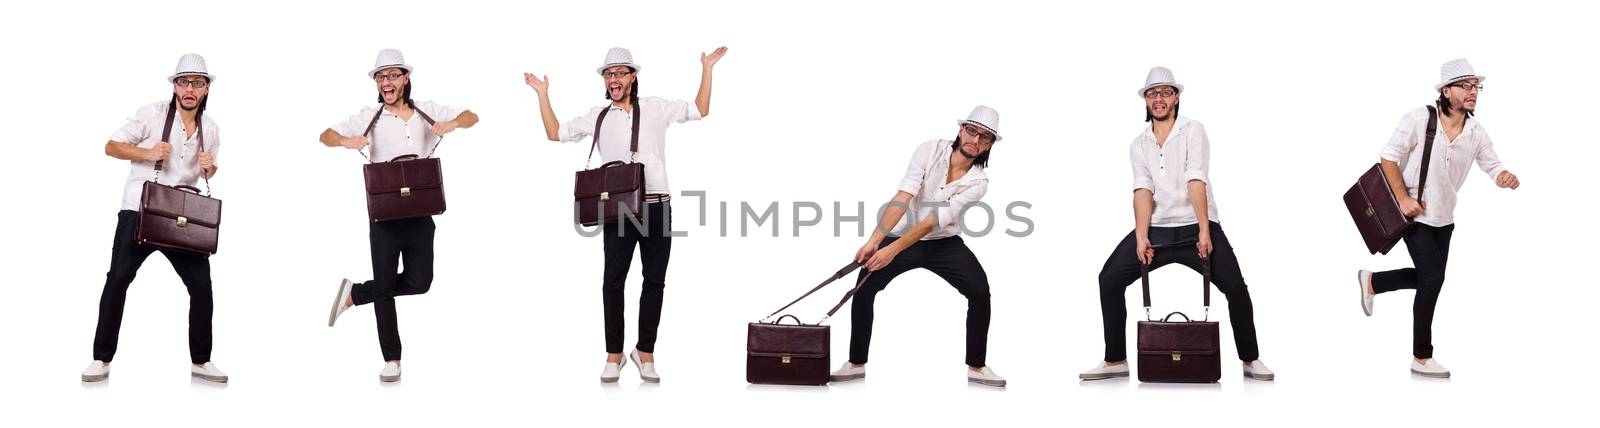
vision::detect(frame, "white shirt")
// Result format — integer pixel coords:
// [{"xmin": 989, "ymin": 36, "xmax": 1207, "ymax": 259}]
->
[
  {"xmin": 1380, "ymin": 106, "xmax": 1507, "ymax": 227},
  {"xmin": 891, "ymin": 139, "xmax": 990, "ymax": 240},
  {"xmin": 558, "ymin": 97, "xmax": 702, "ymax": 195},
  {"xmin": 330, "ymin": 101, "xmax": 465, "ymax": 163},
  {"xmin": 109, "ymin": 102, "xmax": 223, "ymax": 211},
  {"xmin": 1129, "ymin": 116, "xmax": 1220, "ymax": 228}
]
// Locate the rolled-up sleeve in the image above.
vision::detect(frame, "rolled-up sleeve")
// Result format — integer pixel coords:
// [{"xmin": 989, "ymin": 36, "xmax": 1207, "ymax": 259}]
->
[
  {"xmin": 558, "ymin": 106, "xmax": 604, "ymax": 144},
  {"xmin": 1130, "ymin": 139, "xmax": 1154, "ymax": 192},
  {"xmin": 660, "ymin": 98, "xmax": 702, "ymax": 124},
  {"xmin": 109, "ymin": 105, "xmax": 155, "ymax": 145},
  {"xmin": 1181, "ymin": 122, "xmax": 1210, "ymax": 185},
  {"xmin": 1474, "ymin": 129, "xmax": 1506, "ymax": 179},
  {"xmin": 1380, "ymin": 110, "xmax": 1420, "ymax": 163},
  {"xmin": 897, "ymin": 140, "xmax": 936, "ymax": 196},
  {"xmin": 936, "ymin": 179, "xmax": 989, "ymax": 229},
  {"xmin": 330, "ymin": 107, "xmax": 376, "ymax": 138}
]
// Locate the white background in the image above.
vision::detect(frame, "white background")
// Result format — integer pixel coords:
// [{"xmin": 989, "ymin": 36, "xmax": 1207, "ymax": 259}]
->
[{"xmin": 1, "ymin": 0, "xmax": 1592, "ymax": 426}]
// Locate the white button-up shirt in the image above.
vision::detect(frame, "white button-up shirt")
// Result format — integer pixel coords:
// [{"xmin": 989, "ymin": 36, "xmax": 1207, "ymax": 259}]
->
[
  {"xmin": 559, "ymin": 97, "xmax": 702, "ymax": 195},
  {"xmin": 330, "ymin": 101, "xmax": 465, "ymax": 163},
  {"xmin": 1129, "ymin": 116, "xmax": 1219, "ymax": 228},
  {"xmin": 891, "ymin": 139, "xmax": 990, "ymax": 240},
  {"xmin": 1380, "ymin": 106, "xmax": 1507, "ymax": 227},
  {"xmin": 109, "ymin": 102, "xmax": 223, "ymax": 211}
]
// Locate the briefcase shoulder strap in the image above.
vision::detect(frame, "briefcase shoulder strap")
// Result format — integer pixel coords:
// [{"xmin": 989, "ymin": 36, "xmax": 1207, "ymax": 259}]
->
[
  {"xmin": 363, "ymin": 104, "xmax": 446, "ymax": 162},
  {"xmin": 1415, "ymin": 105, "xmax": 1438, "ymax": 206},
  {"xmin": 761, "ymin": 261, "xmax": 873, "ymax": 324},
  {"xmin": 1140, "ymin": 242, "xmax": 1212, "ymax": 321},
  {"xmin": 586, "ymin": 103, "xmax": 643, "ymax": 167},
  {"xmin": 153, "ymin": 103, "xmax": 212, "ymax": 196}
]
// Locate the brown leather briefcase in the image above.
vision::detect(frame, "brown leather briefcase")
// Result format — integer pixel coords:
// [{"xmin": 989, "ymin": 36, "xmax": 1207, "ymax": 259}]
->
[
  {"xmin": 361, "ymin": 107, "xmax": 447, "ymax": 222},
  {"xmin": 574, "ymin": 106, "xmax": 645, "ymax": 226},
  {"xmin": 136, "ymin": 106, "xmax": 221, "ymax": 256},
  {"xmin": 747, "ymin": 262, "xmax": 873, "ymax": 385},
  {"xmin": 1136, "ymin": 249, "xmax": 1220, "ymax": 383},
  {"xmin": 1344, "ymin": 105, "xmax": 1437, "ymax": 254}
]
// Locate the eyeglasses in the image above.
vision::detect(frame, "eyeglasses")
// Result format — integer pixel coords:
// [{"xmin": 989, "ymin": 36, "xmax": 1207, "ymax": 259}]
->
[
  {"xmin": 961, "ymin": 124, "xmax": 996, "ymax": 144},
  {"xmin": 173, "ymin": 78, "xmax": 209, "ymax": 89},
  {"xmin": 1449, "ymin": 82, "xmax": 1485, "ymax": 92},
  {"xmin": 373, "ymin": 71, "xmax": 408, "ymax": 82},
  {"xmin": 601, "ymin": 69, "xmax": 635, "ymax": 79},
  {"xmin": 1143, "ymin": 88, "xmax": 1177, "ymax": 99}
]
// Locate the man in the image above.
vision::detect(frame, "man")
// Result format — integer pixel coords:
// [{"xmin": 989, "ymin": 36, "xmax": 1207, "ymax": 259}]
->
[
  {"xmin": 524, "ymin": 45, "xmax": 727, "ymax": 383},
  {"xmin": 322, "ymin": 48, "xmax": 478, "ymax": 382},
  {"xmin": 828, "ymin": 105, "xmax": 1007, "ymax": 388},
  {"xmin": 83, "ymin": 53, "xmax": 228, "ymax": 384},
  {"xmin": 1356, "ymin": 58, "xmax": 1518, "ymax": 378},
  {"xmin": 1079, "ymin": 67, "xmax": 1275, "ymax": 382}
]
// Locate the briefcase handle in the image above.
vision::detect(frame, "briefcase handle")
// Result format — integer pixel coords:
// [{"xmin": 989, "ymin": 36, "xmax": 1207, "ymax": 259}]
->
[
  {"xmin": 758, "ymin": 261, "xmax": 874, "ymax": 325},
  {"xmin": 772, "ymin": 314, "xmax": 804, "ymax": 325},
  {"xmin": 1160, "ymin": 311, "xmax": 1193, "ymax": 322},
  {"xmin": 173, "ymin": 185, "xmax": 203, "ymax": 194},
  {"xmin": 387, "ymin": 154, "xmax": 420, "ymax": 163},
  {"xmin": 1139, "ymin": 241, "xmax": 1212, "ymax": 322}
]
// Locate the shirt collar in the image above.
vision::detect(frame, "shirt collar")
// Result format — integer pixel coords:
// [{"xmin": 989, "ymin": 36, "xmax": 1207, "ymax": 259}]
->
[{"xmin": 1141, "ymin": 115, "xmax": 1189, "ymax": 145}]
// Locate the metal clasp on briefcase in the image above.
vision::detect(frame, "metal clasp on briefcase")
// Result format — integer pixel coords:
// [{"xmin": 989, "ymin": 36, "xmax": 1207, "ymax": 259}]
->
[
  {"xmin": 781, "ymin": 354, "xmax": 792, "ymax": 364},
  {"xmin": 1172, "ymin": 352, "xmax": 1181, "ymax": 361},
  {"xmin": 177, "ymin": 216, "xmax": 188, "ymax": 227},
  {"xmin": 400, "ymin": 187, "xmax": 412, "ymax": 198},
  {"xmin": 600, "ymin": 191, "xmax": 610, "ymax": 201}
]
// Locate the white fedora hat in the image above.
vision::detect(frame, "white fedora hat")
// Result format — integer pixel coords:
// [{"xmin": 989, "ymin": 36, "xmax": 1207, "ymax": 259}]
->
[
  {"xmin": 596, "ymin": 47, "xmax": 642, "ymax": 75},
  {"xmin": 1136, "ymin": 66, "xmax": 1184, "ymax": 98},
  {"xmin": 1435, "ymin": 58, "xmax": 1486, "ymax": 91},
  {"xmin": 955, "ymin": 105, "xmax": 1002, "ymax": 142},
  {"xmin": 167, "ymin": 53, "xmax": 215, "ymax": 83},
  {"xmin": 368, "ymin": 48, "xmax": 414, "ymax": 79}
]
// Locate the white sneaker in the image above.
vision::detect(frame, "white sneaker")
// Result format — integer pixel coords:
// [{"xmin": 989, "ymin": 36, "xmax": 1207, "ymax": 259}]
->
[
  {"xmin": 328, "ymin": 278, "xmax": 354, "ymax": 327},
  {"xmin": 191, "ymin": 362, "xmax": 229, "ymax": 383},
  {"xmin": 599, "ymin": 356, "xmax": 625, "ymax": 383},
  {"xmin": 81, "ymin": 361, "xmax": 109, "ymax": 383},
  {"xmin": 1411, "ymin": 358, "xmax": 1451, "ymax": 378},
  {"xmin": 829, "ymin": 362, "xmax": 865, "ymax": 382},
  {"xmin": 629, "ymin": 350, "xmax": 660, "ymax": 383},
  {"xmin": 1358, "ymin": 270, "xmax": 1375, "ymax": 317},
  {"xmin": 379, "ymin": 362, "xmax": 402, "ymax": 382},
  {"xmin": 1243, "ymin": 360, "xmax": 1275, "ymax": 381},
  {"xmin": 1079, "ymin": 361, "xmax": 1130, "ymax": 380},
  {"xmin": 967, "ymin": 366, "xmax": 1007, "ymax": 387}
]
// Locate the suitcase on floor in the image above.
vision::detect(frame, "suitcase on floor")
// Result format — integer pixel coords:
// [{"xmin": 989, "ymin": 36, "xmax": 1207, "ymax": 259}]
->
[
  {"xmin": 1136, "ymin": 247, "xmax": 1220, "ymax": 383},
  {"xmin": 747, "ymin": 262, "xmax": 872, "ymax": 385}
]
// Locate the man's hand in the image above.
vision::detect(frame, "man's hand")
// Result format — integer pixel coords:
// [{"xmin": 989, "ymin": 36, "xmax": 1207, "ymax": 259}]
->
[
  {"xmin": 144, "ymin": 142, "xmax": 172, "ymax": 161},
  {"xmin": 341, "ymin": 136, "xmax": 369, "ymax": 151},
  {"xmin": 524, "ymin": 73, "xmax": 549, "ymax": 94},
  {"xmin": 701, "ymin": 46, "xmax": 728, "ymax": 69},
  {"xmin": 1496, "ymin": 170, "xmax": 1520, "ymax": 190}
]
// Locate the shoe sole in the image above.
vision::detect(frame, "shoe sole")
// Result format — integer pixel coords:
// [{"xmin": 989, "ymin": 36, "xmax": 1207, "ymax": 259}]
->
[
  {"xmin": 192, "ymin": 372, "xmax": 229, "ymax": 383},
  {"xmin": 600, "ymin": 376, "xmax": 619, "ymax": 383},
  {"xmin": 380, "ymin": 374, "xmax": 401, "ymax": 382},
  {"xmin": 968, "ymin": 378, "xmax": 1007, "ymax": 387},
  {"xmin": 1411, "ymin": 369, "xmax": 1451, "ymax": 378},
  {"xmin": 1079, "ymin": 372, "xmax": 1130, "ymax": 380},
  {"xmin": 81, "ymin": 374, "xmax": 108, "ymax": 383},
  {"xmin": 328, "ymin": 280, "xmax": 350, "ymax": 327},
  {"xmin": 829, "ymin": 373, "xmax": 865, "ymax": 382},
  {"xmin": 1245, "ymin": 372, "xmax": 1275, "ymax": 381}
]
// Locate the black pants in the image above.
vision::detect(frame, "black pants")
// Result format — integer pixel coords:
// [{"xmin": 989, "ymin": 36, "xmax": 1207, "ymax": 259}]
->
[
  {"xmin": 93, "ymin": 210, "xmax": 214, "ymax": 364},
  {"xmin": 601, "ymin": 201, "xmax": 671, "ymax": 354},
  {"xmin": 1098, "ymin": 221, "xmax": 1260, "ymax": 362},
  {"xmin": 849, "ymin": 236, "xmax": 992, "ymax": 368},
  {"xmin": 350, "ymin": 216, "xmax": 436, "ymax": 362},
  {"xmin": 1371, "ymin": 223, "xmax": 1454, "ymax": 359}
]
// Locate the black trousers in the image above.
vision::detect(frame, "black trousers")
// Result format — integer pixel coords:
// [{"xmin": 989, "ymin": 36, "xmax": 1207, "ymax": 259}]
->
[
  {"xmin": 848, "ymin": 236, "xmax": 992, "ymax": 368},
  {"xmin": 350, "ymin": 216, "xmax": 436, "ymax": 362},
  {"xmin": 93, "ymin": 210, "xmax": 214, "ymax": 364},
  {"xmin": 1098, "ymin": 221, "xmax": 1261, "ymax": 362},
  {"xmin": 601, "ymin": 201, "xmax": 671, "ymax": 354},
  {"xmin": 1371, "ymin": 223, "xmax": 1454, "ymax": 359}
]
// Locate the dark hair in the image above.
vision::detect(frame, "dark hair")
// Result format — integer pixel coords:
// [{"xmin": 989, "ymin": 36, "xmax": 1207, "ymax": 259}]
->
[
  {"xmin": 951, "ymin": 133, "xmax": 991, "ymax": 168},
  {"xmin": 375, "ymin": 71, "xmax": 414, "ymax": 107},
  {"xmin": 1437, "ymin": 92, "xmax": 1474, "ymax": 118},
  {"xmin": 1145, "ymin": 101, "xmax": 1179, "ymax": 122}
]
